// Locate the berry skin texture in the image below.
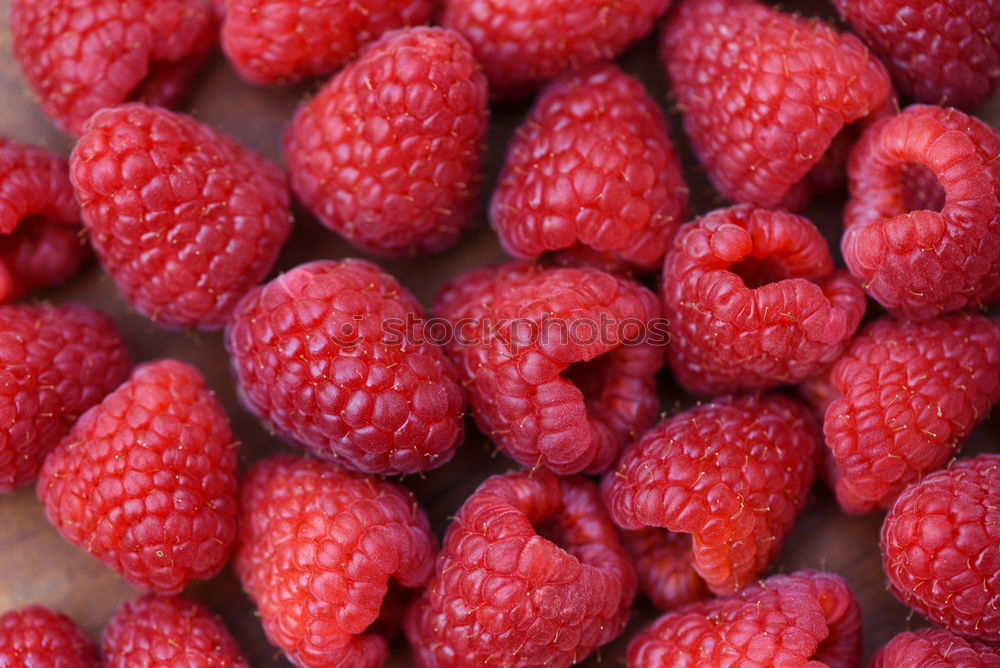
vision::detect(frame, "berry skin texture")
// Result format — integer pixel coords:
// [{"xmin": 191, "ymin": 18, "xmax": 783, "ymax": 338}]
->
[
  {"xmin": 441, "ymin": 0, "xmax": 671, "ymax": 99},
  {"xmin": 37, "ymin": 359, "xmax": 239, "ymax": 594},
  {"xmin": 823, "ymin": 314, "xmax": 1000, "ymax": 514},
  {"xmin": 222, "ymin": 0, "xmax": 431, "ymax": 84},
  {"xmin": 103, "ymin": 594, "xmax": 248, "ymax": 667},
  {"xmin": 602, "ymin": 394, "xmax": 819, "ymax": 596},
  {"xmin": 882, "ymin": 454, "xmax": 1000, "ymax": 642},
  {"xmin": 871, "ymin": 628, "xmax": 1000, "ymax": 667},
  {"xmin": 236, "ymin": 455, "xmax": 437, "ymax": 668},
  {"xmin": 70, "ymin": 103, "xmax": 292, "ymax": 330},
  {"xmin": 660, "ymin": 0, "xmax": 892, "ymax": 208},
  {"xmin": 405, "ymin": 469, "xmax": 636, "ymax": 668},
  {"xmin": 433, "ymin": 262, "xmax": 664, "ymax": 475},
  {"xmin": 283, "ymin": 27, "xmax": 488, "ymax": 257},
  {"xmin": 225, "ymin": 259, "xmax": 465, "ymax": 475},
  {"xmin": 491, "ymin": 62, "xmax": 688, "ymax": 272},
  {"xmin": 10, "ymin": 0, "xmax": 215, "ymax": 136},
  {"xmin": 626, "ymin": 571, "xmax": 862, "ymax": 668},
  {"xmin": 842, "ymin": 105, "xmax": 1000, "ymax": 320},
  {"xmin": 0, "ymin": 303, "xmax": 131, "ymax": 493},
  {"xmin": 661, "ymin": 205, "xmax": 867, "ymax": 395},
  {"xmin": 620, "ymin": 528, "xmax": 708, "ymax": 611},
  {"xmin": 0, "ymin": 605, "xmax": 98, "ymax": 667}
]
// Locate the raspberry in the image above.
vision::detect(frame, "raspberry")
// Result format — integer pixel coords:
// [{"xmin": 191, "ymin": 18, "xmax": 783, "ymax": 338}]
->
[
  {"xmin": 660, "ymin": 0, "xmax": 892, "ymax": 208},
  {"xmin": 490, "ymin": 63, "xmax": 688, "ymax": 272},
  {"xmin": 842, "ymin": 105, "xmax": 1000, "ymax": 320},
  {"xmin": 626, "ymin": 571, "xmax": 862, "ymax": 668},
  {"xmin": 0, "ymin": 138, "xmax": 87, "ymax": 301},
  {"xmin": 433, "ymin": 262, "xmax": 663, "ymax": 475},
  {"xmin": 0, "ymin": 303, "xmax": 131, "ymax": 493},
  {"xmin": 661, "ymin": 205, "xmax": 867, "ymax": 395},
  {"xmin": 441, "ymin": 0, "xmax": 671, "ymax": 98},
  {"xmin": 283, "ymin": 27, "xmax": 488, "ymax": 257},
  {"xmin": 871, "ymin": 628, "xmax": 1000, "ymax": 667},
  {"xmin": 225, "ymin": 259, "xmax": 465, "ymax": 475},
  {"xmin": 10, "ymin": 0, "xmax": 215, "ymax": 136},
  {"xmin": 103, "ymin": 594, "xmax": 248, "ymax": 667},
  {"xmin": 602, "ymin": 394, "xmax": 819, "ymax": 595},
  {"xmin": 404, "ymin": 469, "xmax": 636, "ymax": 668},
  {"xmin": 823, "ymin": 314, "xmax": 1000, "ymax": 514},
  {"xmin": 882, "ymin": 454, "xmax": 1000, "ymax": 641},
  {"xmin": 620, "ymin": 528, "xmax": 709, "ymax": 611},
  {"xmin": 37, "ymin": 359, "xmax": 239, "ymax": 593},
  {"xmin": 222, "ymin": 0, "xmax": 431, "ymax": 84},
  {"xmin": 0, "ymin": 605, "xmax": 98, "ymax": 667},
  {"xmin": 236, "ymin": 455, "xmax": 437, "ymax": 668},
  {"xmin": 70, "ymin": 103, "xmax": 292, "ymax": 330}
]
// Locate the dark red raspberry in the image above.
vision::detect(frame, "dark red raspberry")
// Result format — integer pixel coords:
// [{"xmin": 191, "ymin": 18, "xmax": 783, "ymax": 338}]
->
[
  {"xmin": 283, "ymin": 27, "xmax": 488, "ymax": 257},
  {"xmin": 0, "ymin": 303, "xmax": 131, "ymax": 493},
  {"xmin": 226, "ymin": 259, "xmax": 465, "ymax": 475},
  {"xmin": 882, "ymin": 454, "xmax": 1000, "ymax": 642},
  {"xmin": 823, "ymin": 314, "xmax": 1000, "ymax": 514},
  {"xmin": 627, "ymin": 571, "xmax": 862, "ymax": 668},
  {"xmin": 843, "ymin": 104, "xmax": 1000, "ymax": 320},
  {"xmin": 405, "ymin": 469, "xmax": 636, "ymax": 668},
  {"xmin": 236, "ymin": 455, "xmax": 437, "ymax": 668},
  {"xmin": 0, "ymin": 605, "xmax": 98, "ymax": 667},
  {"xmin": 103, "ymin": 594, "xmax": 248, "ymax": 667},
  {"xmin": 222, "ymin": 0, "xmax": 431, "ymax": 84},
  {"xmin": 70, "ymin": 103, "xmax": 292, "ymax": 330},
  {"xmin": 602, "ymin": 394, "xmax": 819, "ymax": 595},
  {"xmin": 38, "ymin": 359, "xmax": 239, "ymax": 593},
  {"xmin": 660, "ymin": 0, "xmax": 892, "ymax": 208},
  {"xmin": 871, "ymin": 628, "xmax": 1000, "ymax": 667},
  {"xmin": 661, "ymin": 205, "xmax": 867, "ymax": 395},
  {"xmin": 10, "ymin": 0, "xmax": 215, "ymax": 136},
  {"xmin": 433, "ymin": 262, "xmax": 663, "ymax": 475},
  {"xmin": 620, "ymin": 528, "xmax": 708, "ymax": 611},
  {"xmin": 441, "ymin": 0, "xmax": 671, "ymax": 98},
  {"xmin": 490, "ymin": 63, "xmax": 687, "ymax": 272}
]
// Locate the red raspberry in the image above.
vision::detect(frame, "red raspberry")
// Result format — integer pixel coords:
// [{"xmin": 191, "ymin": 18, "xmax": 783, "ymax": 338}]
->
[
  {"xmin": 10, "ymin": 0, "xmax": 215, "ymax": 136},
  {"xmin": 882, "ymin": 454, "xmax": 1000, "ymax": 641},
  {"xmin": 0, "ymin": 605, "xmax": 98, "ymax": 667},
  {"xmin": 37, "ymin": 359, "xmax": 239, "ymax": 593},
  {"xmin": 236, "ymin": 455, "xmax": 437, "ymax": 668},
  {"xmin": 823, "ymin": 314, "xmax": 1000, "ymax": 514},
  {"xmin": 842, "ymin": 105, "xmax": 1000, "ymax": 320},
  {"xmin": 404, "ymin": 469, "xmax": 636, "ymax": 668},
  {"xmin": 283, "ymin": 27, "xmax": 488, "ymax": 257},
  {"xmin": 225, "ymin": 259, "xmax": 465, "ymax": 475},
  {"xmin": 0, "ymin": 138, "xmax": 87, "ymax": 302},
  {"xmin": 0, "ymin": 303, "xmax": 131, "ymax": 493},
  {"xmin": 661, "ymin": 205, "xmax": 867, "ymax": 395},
  {"xmin": 602, "ymin": 394, "xmax": 819, "ymax": 595},
  {"xmin": 103, "ymin": 594, "xmax": 248, "ymax": 667},
  {"xmin": 871, "ymin": 628, "xmax": 1000, "ymax": 667},
  {"xmin": 70, "ymin": 103, "xmax": 292, "ymax": 331},
  {"xmin": 620, "ymin": 528, "xmax": 708, "ymax": 611},
  {"xmin": 490, "ymin": 63, "xmax": 688, "ymax": 272},
  {"xmin": 660, "ymin": 0, "xmax": 892, "ymax": 208},
  {"xmin": 222, "ymin": 0, "xmax": 431, "ymax": 84},
  {"xmin": 441, "ymin": 0, "xmax": 671, "ymax": 99},
  {"xmin": 433, "ymin": 262, "xmax": 664, "ymax": 475},
  {"xmin": 627, "ymin": 571, "xmax": 862, "ymax": 668}
]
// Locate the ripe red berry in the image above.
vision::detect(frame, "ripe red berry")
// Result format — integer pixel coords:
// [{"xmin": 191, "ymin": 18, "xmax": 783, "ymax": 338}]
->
[
  {"xmin": 226, "ymin": 259, "xmax": 465, "ymax": 475},
  {"xmin": 405, "ymin": 469, "xmax": 636, "ymax": 668},
  {"xmin": 882, "ymin": 454, "xmax": 1000, "ymax": 641},
  {"xmin": 491, "ymin": 62, "xmax": 687, "ymax": 272},
  {"xmin": 602, "ymin": 394, "xmax": 819, "ymax": 595},
  {"xmin": 70, "ymin": 103, "xmax": 292, "ymax": 330},
  {"xmin": 843, "ymin": 104, "xmax": 1000, "ymax": 320},
  {"xmin": 0, "ymin": 303, "xmax": 131, "ymax": 493},
  {"xmin": 236, "ymin": 455, "xmax": 437, "ymax": 668},
  {"xmin": 871, "ymin": 628, "xmax": 1000, "ymax": 667},
  {"xmin": 38, "ymin": 359, "xmax": 239, "ymax": 594},
  {"xmin": 0, "ymin": 605, "xmax": 98, "ymax": 667},
  {"xmin": 660, "ymin": 0, "xmax": 892, "ymax": 208},
  {"xmin": 283, "ymin": 27, "xmax": 488, "ymax": 256},
  {"xmin": 620, "ymin": 528, "xmax": 708, "ymax": 611}
]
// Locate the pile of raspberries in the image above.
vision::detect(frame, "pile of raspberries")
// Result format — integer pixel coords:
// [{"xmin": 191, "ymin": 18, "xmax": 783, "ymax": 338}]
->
[{"xmin": 3, "ymin": 0, "xmax": 1000, "ymax": 664}]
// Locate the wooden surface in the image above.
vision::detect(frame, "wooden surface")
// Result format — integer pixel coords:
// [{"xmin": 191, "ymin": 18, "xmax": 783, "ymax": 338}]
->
[{"xmin": 1, "ymin": 3, "xmax": 998, "ymax": 665}]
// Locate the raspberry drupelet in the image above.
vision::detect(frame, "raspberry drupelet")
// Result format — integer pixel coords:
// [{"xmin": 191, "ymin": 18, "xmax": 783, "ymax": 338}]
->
[
  {"xmin": 0, "ymin": 605, "xmax": 98, "ymax": 667},
  {"xmin": 871, "ymin": 628, "xmax": 1000, "ymax": 667},
  {"xmin": 620, "ymin": 528, "xmax": 709, "ymax": 611}
]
